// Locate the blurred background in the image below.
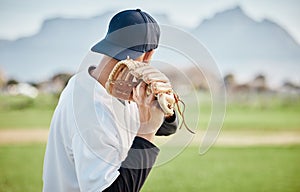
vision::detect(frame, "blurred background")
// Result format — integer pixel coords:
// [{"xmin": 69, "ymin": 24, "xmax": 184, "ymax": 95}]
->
[{"xmin": 0, "ymin": 0, "xmax": 299, "ymax": 191}]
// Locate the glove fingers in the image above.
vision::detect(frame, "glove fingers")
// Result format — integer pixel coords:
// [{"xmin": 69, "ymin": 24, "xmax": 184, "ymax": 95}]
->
[
  {"xmin": 112, "ymin": 64, "xmax": 126, "ymax": 80},
  {"xmin": 132, "ymin": 65, "xmax": 169, "ymax": 83},
  {"xmin": 133, "ymin": 65, "xmax": 159, "ymax": 74},
  {"xmin": 151, "ymin": 81, "xmax": 173, "ymax": 94},
  {"xmin": 132, "ymin": 65, "xmax": 161, "ymax": 78},
  {"xmin": 144, "ymin": 72, "xmax": 169, "ymax": 82}
]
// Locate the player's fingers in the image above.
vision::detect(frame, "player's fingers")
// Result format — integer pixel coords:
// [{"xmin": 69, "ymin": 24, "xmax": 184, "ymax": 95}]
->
[
  {"xmin": 132, "ymin": 87, "xmax": 138, "ymax": 102},
  {"xmin": 146, "ymin": 93, "xmax": 155, "ymax": 104},
  {"xmin": 137, "ymin": 82, "xmax": 147, "ymax": 98}
]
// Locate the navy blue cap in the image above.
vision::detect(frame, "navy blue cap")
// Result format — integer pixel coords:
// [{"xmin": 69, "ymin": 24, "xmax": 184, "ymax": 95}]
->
[{"xmin": 91, "ymin": 9, "xmax": 160, "ymax": 60}]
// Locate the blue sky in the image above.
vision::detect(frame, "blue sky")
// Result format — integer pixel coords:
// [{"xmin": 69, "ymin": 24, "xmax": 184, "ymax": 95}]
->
[{"xmin": 1, "ymin": 0, "xmax": 300, "ymax": 43}]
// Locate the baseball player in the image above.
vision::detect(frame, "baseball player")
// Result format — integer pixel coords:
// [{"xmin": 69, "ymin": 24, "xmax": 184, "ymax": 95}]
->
[{"xmin": 42, "ymin": 9, "xmax": 178, "ymax": 192}]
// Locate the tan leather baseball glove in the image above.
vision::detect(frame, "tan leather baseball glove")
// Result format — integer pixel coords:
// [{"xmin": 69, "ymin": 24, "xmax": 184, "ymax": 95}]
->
[{"xmin": 105, "ymin": 57, "xmax": 194, "ymax": 133}]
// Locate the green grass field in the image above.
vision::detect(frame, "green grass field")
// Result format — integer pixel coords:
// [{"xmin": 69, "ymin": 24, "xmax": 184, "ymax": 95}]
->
[
  {"xmin": 144, "ymin": 146, "xmax": 300, "ymax": 192},
  {"xmin": 0, "ymin": 94, "xmax": 57, "ymax": 129},
  {"xmin": 0, "ymin": 144, "xmax": 45, "ymax": 192},
  {"xmin": 0, "ymin": 93, "xmax": 300, "ymax": 131},
  {"xmin": 0, "ymin": 93, "xmax": 299, "ymax": 191},
  {"xmin": 0, "ymin": 144, "xmax": 299, "ymax": 192}
]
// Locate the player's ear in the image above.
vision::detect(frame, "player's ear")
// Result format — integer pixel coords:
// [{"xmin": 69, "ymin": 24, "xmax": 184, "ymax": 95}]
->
[{"xmin": 143, "ymin": 49, "xmax": 155, "ymax": 63}]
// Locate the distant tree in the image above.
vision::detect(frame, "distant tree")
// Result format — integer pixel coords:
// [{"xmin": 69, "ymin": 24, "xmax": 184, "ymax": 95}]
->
[
  {"xmin": 224, "ymin": 73, "xmax": 236, "ymax": 89},
  {"xmin": 252, "ymin": 74, "xmax": 267, "ymax": 92},
  {"xmin": 282, "ymin": 81, "xmax": 300, "ymax": 89},
  {"xmin": 44, "ymin": 73, "xmax": 74, "ymax": 95},
  {"xmin": 6, "ymin": 79, "xmax": 19, "ymax": 86},
  {"xmin": 28, "ymin": 82, "xmax": 39, "ymax": 88},
  {"xmin": 51, "ymin": 73, "xmax": 72, "ymax": 87}
]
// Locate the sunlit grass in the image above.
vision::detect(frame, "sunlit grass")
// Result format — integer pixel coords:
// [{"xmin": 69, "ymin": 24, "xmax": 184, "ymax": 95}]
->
[
  {"xmin": 0, "ymin": 144, "xmax": 299, "ymax": 192},
  {"xmin": 0, "ymin": 144, "xmax": 46, "ymax": 192},
  {"xmin": 0, "ymin": 94, "xmax": 57, "ymax": 129},
  {"xmin": 142, "ymin": 145, "xmax": 300, "ymax": 192}
]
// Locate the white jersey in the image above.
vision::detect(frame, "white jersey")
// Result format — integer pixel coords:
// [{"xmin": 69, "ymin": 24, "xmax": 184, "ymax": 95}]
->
[{"xmin": 42, "ymin": 67, "xmax": 140, "ymax": 192}]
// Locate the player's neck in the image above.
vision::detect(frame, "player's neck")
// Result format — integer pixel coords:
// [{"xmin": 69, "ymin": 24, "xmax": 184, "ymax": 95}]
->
[{"xmin": 91, "ymin": 56, "xmax": 118, "ymax": 87}]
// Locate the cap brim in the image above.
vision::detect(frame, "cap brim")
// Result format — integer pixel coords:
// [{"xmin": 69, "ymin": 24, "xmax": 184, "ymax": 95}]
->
[{"xmin": 91, "ymin": 39, "xmax": 144, "ymax": 61}]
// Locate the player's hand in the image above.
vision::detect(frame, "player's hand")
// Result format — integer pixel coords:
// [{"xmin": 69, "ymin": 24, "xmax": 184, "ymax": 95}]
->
[{"xmin": 133, "ymin": 82, "xmax": 164, "ymax": 137}]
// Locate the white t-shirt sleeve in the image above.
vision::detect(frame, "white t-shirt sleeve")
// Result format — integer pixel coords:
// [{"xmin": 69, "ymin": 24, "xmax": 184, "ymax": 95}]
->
[{"xmin": 72, "ymin": 133, "xmax": 120, "ymax": 192}]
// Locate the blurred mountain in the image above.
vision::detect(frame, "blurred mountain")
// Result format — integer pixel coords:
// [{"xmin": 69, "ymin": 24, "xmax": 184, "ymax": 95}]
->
[
  {"xmin": 191, "ymin": 6, "xmax": 300, "ymax": 84},
  {"xmin": 193, "ymin": 6, "xmax": 300, "ymax": 60},
  {"xmin": 0, "ymin": 6, "xmax": 299, "ymax": 85},
  {"xmin": 0, "ymin": 11, "xmax": 114, "ymax": 82}
]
